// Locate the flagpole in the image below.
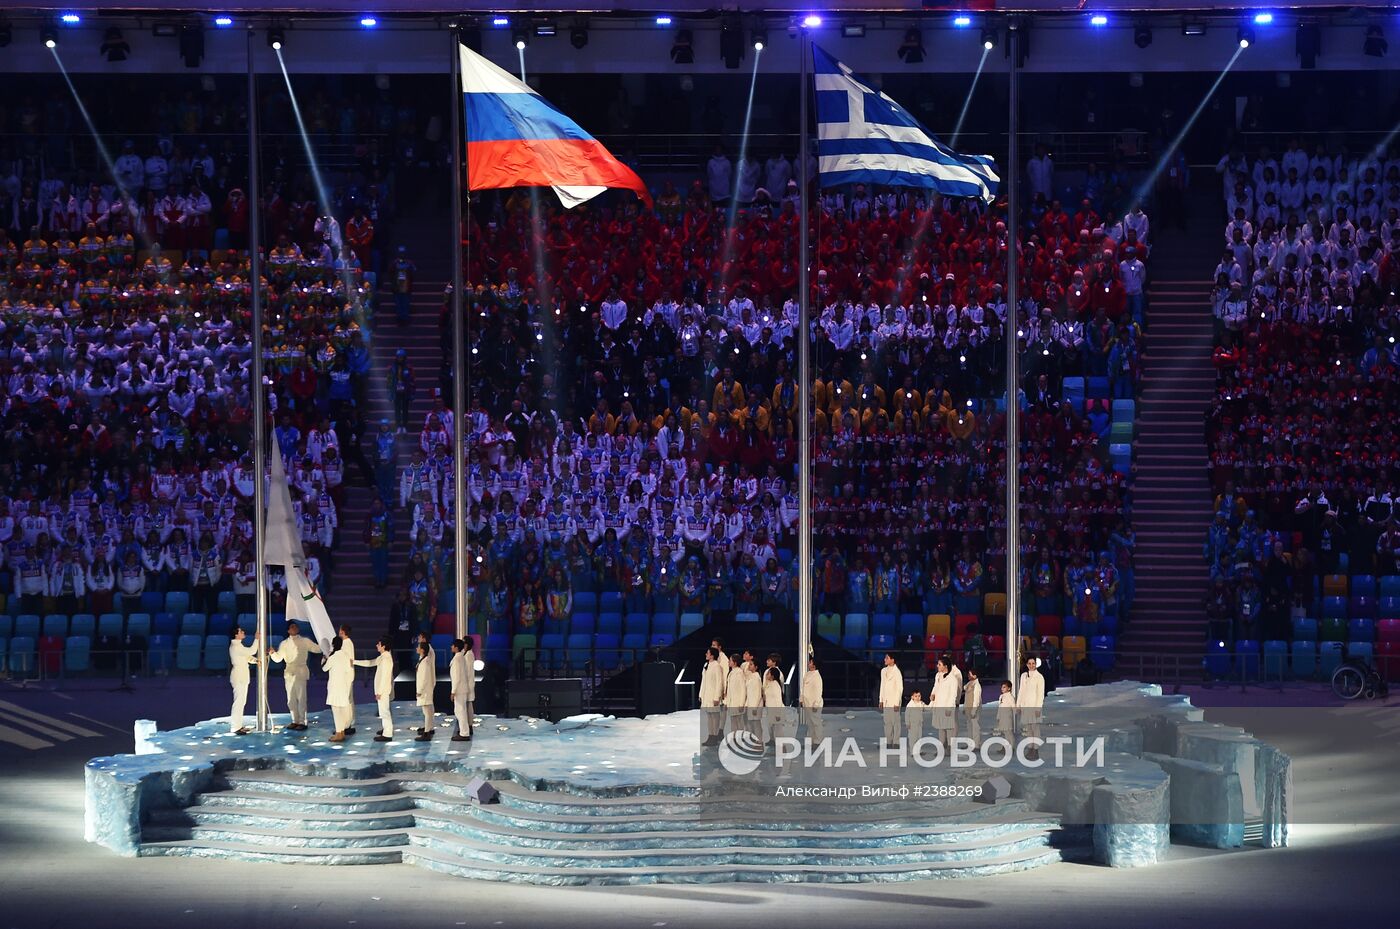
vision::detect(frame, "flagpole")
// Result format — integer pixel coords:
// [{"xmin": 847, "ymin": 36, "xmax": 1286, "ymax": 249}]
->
[
  {"xmin": 248, "ymin": 27, "xmax": 271, "ymax": 732},
  {"xmin": 450, "ymin": 27, "xmax": 469, "ymax": 641},
  {"xmin": 1004, "ymin": 20, "xmax": 1022, "ymax": 692},
  {"xmin": 795, "ymin": 27, "xmax": 812, "ymax": 698}
]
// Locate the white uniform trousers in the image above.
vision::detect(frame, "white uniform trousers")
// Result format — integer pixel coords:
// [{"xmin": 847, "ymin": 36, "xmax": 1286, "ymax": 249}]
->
[
  {"xmin": 284, "ymin": 671, "xmax": 309, "ymax": 725},
  {"xmin": 453, "ymin": 695, "xmax": 473, "ymax": 736},
  {"xmin": 229, "ymin": 679, "xmax": 249, "ymax": 732},
  {"xmin": 331, "ymin": 703, "xmax": 353, "ymax": 733},
  {"xmin": 882, "ymin": 708, "xmax": 901, "ymax": 744},
  {"xmin": 376, "ymin": 696, "xmax": 393, "ymax": 738}
]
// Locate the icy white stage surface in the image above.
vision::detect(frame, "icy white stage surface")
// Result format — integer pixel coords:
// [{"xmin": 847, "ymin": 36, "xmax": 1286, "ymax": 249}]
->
[{"xmin": 84, "ymin": 681, "xmax": 1291, "ymax": 883}]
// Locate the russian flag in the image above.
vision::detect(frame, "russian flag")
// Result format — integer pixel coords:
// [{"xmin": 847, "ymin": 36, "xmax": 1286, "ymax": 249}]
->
[{"xmin": 460, "ymin": 44, "xmax": 652, "ymax": 209}]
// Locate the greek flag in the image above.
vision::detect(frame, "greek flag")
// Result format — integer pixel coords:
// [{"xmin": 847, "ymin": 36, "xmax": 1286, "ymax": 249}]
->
[{"xmin": 813, "ymin": 44, "xmax": 999, "ymax": 203}]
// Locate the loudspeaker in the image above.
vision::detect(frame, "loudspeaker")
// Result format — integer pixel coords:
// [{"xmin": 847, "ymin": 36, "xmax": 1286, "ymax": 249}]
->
[
  {"xmin": 465, "ymin": 777, "xmax": 500, "ymax": 805},
  {"xmin": 507, "ymin": 678, "xmax": 584, "ymax": 722},
  {"xmin": 637, "ymin": 660, "xmax": 677, "ymax": 716},
  {"xmin": 976, "ymin": 774, "xmax": 1012, "ymax": 804}
]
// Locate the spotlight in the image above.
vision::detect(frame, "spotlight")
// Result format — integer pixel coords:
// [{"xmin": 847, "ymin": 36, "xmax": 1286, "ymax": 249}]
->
[
  {"xmin": 953, "ymin": 15, "xmax": 972, "ymax": 28},
  {"xmin": 670, "ymin": 28, "xmax": 694, "ymax": 64},
  {"xmin": 213, "ymin": 16, "xmax": 233, "ymax": 28},
  {"xmin": 41, "ymin": 24, "xmax": 57, "ymax": 48},
  {"xmin": 1364, "ymin": 25, "xmax": 1387, "ymax": 58},
  {"xmin": 60, "ymin": 13, "xmax": 81, "ymax": 25},
  {"xmin": 1238, "ymin": 26, "xmax": 1254, "ymax": 48},
  {"xmin": 1182, "ymin": 20, "xmax": 1207, "ymax": 36},
  {"xmin": 1134, "ymin": 23, "xmax": 1152, "ymax": 48},
  {"xmin": 752, "ymin": 28, "xmax": 767, "ymax": 51},
  {"xmin": 267, "ymin": 28, "xmax": 283, "ymax": 50},
  {"xmin": 802, "ymin": 15, "xmax": 822, "ymax": 29},
  {"xmin": 1089, "ymin": 15, "xmax": 1108, "ymax": 27},
  {"xmin": 719, "ymin": 15, "xmax": 744, "ymax": 68},
  {"xmin": 102, "ymin": 26, "xmax": 130, "ymax": 61},
  {"xmin": 1253, "ymin": 13, "xmax": 1274, "ymax": 25},
  {"xmin": 179, "ymin": 23, "xmax": 204, "ymax": 67},
  {"xmin": 512, "ymin": 28, "xmax": 529, "ymax": 49},
  {"xmin": 491, "ymin": 17, "xmax": 509, "ymax": 27},
  {"xmin": 534, "ymin": 21, "xmax": 556, "ymax": 37},
  {"xmin": 898, "ymin": 28, "xmax": 924, "ymax": 64},
  {"xmin": 981, "ymin": 27, "xmax": 997, "ymax": 50},
  {"xmin": 570, "ymin": 24, "xmax": 588, "ymax": 49},
  {"xmin": 1296, "ymin": 22, "xmax": 1320, "ymax": 67},
  {"xmin": 655, "ymin": 16, "xmax": 672, "ymax": 27},
  {"xmin": 842, "ymin": 24, "xmax": 866, "ymax": 38},
  {"xmin": 359, "ymin": 17, "xmax": 378, "ymax": 29}
]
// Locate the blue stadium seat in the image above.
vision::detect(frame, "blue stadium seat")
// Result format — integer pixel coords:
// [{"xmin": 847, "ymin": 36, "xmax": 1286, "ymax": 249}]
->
[
  {"xmin": 180, "ymin": 613, "xmax": 207, "ymax": 638},
  {"xmin": 1318, "ymin": 641, "xmax": 1345, "ymax": 677},
  {"xmin": 542, "ymin": 617, "xmax": 569, "ymax": 637},
  {"xmin": 650, "ymin": 612, "xmax": 678, "ymax": 640},
  {"xmin": 1290, "ymin": 640, "xmax": 1316, "ymax": 678},
  {"xmin": 569, "ymin": 613, "xmax": 595, "ymax": 637},
  {"xmin": 139, "ymin": 591, "xmax": 164, "ymax": 615},
  {"xmin": 595, "ymin": 634, "xmax": 622, "ymax": 670},
  {"xmin": 203, "ymin": 635, "xmax": 231, "ymax": 671},
  {"xmin": 7, "ymin": 636, "xmax": 35, "ymax": 675},
  {"xmin": 1322, "ymin": 596, "xmax": 1347, "ymax": 619},
  {"xmin": 1019, "ymin": 615, "xmax": 1036, "ymax": 637},
  {"xmin": 869, "ymin": 633, "xmax": 895, "ymax": 654},
  {"xmin": 841, "ymin": 632, "xmax": 868, "ymax": 654},
  {"xmin": 1348, "ymin": 641, "xmax": 1374, "ymax": 661},
  {"xmin": 1109, "ymin": 443, "xmax": 1132, "ymax": 477},
  {"xmin": 164, "ymin": 591, "xmax": 190, "ymax": 617},
  {"xmin": 1111, "ymin": 398, "xmax": 1135, "ymax": 423},
  {"xmin": 431, "ymin": 634, "xmax": 453, "ymax": 669},
  {"xmin": 64, "ymin": 636, "xmax": 92, "ymax": 673},
  {"xmin": 175, "ymin": 635, "xmax": 203, "ymax": 671},
  {"xmin": 648, "ymin": 633, "xmax": 675, "ymax": 649},
  {"xmin": 1097, "ymin": 614, "xmax": 1120, "ymax": 637},
  {"xmin": 485, "ymin": 634, "xmax": 509, "ymax": 666},
  {"xmin": 573, "ymin": 592, "xmax": 598, "ymax": 615},
  {"xmin": 125, "ymin": 613, "xmax": 151, "ymax": 640},
  {"xmin": 596, "ymin": 612, "xmax": 623, "ymax": 637},
  {"xmin": 621, "ymin": 633, "xmax": 648, "ymax": 660},
  {"xmin": 207, "ymin": 613, "xmax": 234, "ymax": 637},
  {"xmin": 69, "ymin": 614, "xmax": 96, "ymax": 639},
  {"xmin": 0, "ymin": 616, "xmax": 10, "ymax": 639},
  {"xmin": 1086, "ymin": 376, "xmax": 1110, "ymax": 399},
  {"xmin": 14, "ymin": 615, "xmax": 40, "ymax": 640},
  {"xmin": 42, "ymin": 614, "xmax": 69, "ymax": 638},
  {"xmin": 599, "ymin": 592, "xmax": 625, "ymax": 614},
  {"xmin": 565, "ymin": 633, "xmax": 593, "ymax": 669},
  {"xmin": 1348, "ymin": 619, "xmax": 1376, "ymax": 643},
  {"xmin": 1380, "ymin": 596, "xmax": 1400, "ymax": 617},
  {"xmin": 538, "ymin": 633, "xmax": 565, "ymax": 671},
  {"xmin": 1062, "ymin": 613, "xmax": 1084, "ymax": 638},
  {"xmin": 1291, "ymin": 617, "xmax": 1318, "ymax": 641},
  {"xmin": 816, "ymin": 613, "xmax": 841, "ymax": 641},
  {"xmin": 897, "ymin": 613, "xmax": 924, "ymax": 638},
  {"xmin": 1204, "ymin": 639, "xmax": 1231, "ymax": 677},
  {"xmin": 844, "ymin": 613, "xmax": 869, "ymax": 639},
  {"xmin": 1262, "ymin": 640, "xmax": 1289, "ymax": 678},
  {"xmin": 1234, "ymin": 640, "xmax": 1260, "ymax": 680},
  {"xmin": 152, "ymin": 612, "xmax": 177, "ymax": 638},
  {"xmin": 1061, "ymin": 377, "xmax": 1085, "ymax": 413},
  {"xmin": 735, "ymin": 611, "xmax": 761, "ymax": 623},
  {"xmin": 1351, "ymin": 575, "xmax": 1377, "ymax": 598},
  {"xmin": 1380, "ymin": 576, "xmax": 1400, "ymax": 599},
  {"xmin": 147, "ymin": 635, "xmax": 175, "ymax": 672},
  {"xmin": 0, "ymin": 638, "xmax": 6, "ymax": 671},
  {"xmin": 1350, "ymin": 596, "xmax": 1376, "ymax": 619},
  {"xmin": 871, "ymin": 613, "xmax": 897, "ymax": 638},
  {"xmin": 1088, "ymin": 635, "xmax": 1116, "ymax": 670},
  {"xmin": 679, "ymin": 613, "xmax": 704, "ymax": 638},
  {"xmin": 97, "ymin": 613, "xmax": 125, "ymax": 638},
  {"xmin": 216, "ymin": 591, "xmax": 238, "ymax": 616},
  {"xmin": 623, "ymin": 612, "xmax": 650, "ymax": 638}
]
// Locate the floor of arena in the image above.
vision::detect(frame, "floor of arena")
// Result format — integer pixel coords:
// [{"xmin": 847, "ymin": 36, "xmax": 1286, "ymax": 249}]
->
[{"xmin": 0, "ymin": 677, "xmax": 1394, "ymax": 928}]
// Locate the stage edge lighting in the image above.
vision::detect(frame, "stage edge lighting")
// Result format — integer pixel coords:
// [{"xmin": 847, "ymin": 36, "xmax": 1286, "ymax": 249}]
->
[
  {"xmin": 953, "ymin": 16, "xmax": 972, "ymax": 28},
  {"xmin": 802, "ymin": 15, "xmax": 822, "ymax": 29},
  {"xmin": 213, "ymin": 16, "xmax": 233, "ymax": 28},
  {"xmin": 534, "ymin": 21, "xmax": 556, "ymax": 37},
  {"xmin": 1253, "ymin": 13, "xmax": 1274, "ymax": 26},
  {"xmin": 1090, "ymin": 15, "xmax": 1108, "ymax": 27},
  {"xmin": 1182, "ymin": 20, "xmax": 1206, "ymax": 36},
  {"xmin": 842, "ymin": 24, "xmax": 866, "ymax": 38},
  {"xmin": 360, "ymin": 17, "xmax": 378, "ymax": 29}
]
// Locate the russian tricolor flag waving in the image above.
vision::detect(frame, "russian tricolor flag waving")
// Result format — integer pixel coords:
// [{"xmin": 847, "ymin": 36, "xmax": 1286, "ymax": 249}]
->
[{"xmin": 460, "ymin": 44, "xmax": 652, "ymax": 209}]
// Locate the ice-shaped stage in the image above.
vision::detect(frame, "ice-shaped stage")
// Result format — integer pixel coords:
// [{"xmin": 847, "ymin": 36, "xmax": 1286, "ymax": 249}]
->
[{"xmin": 85, "ymin": 682, "xmax": 1291, "ymax": 884}]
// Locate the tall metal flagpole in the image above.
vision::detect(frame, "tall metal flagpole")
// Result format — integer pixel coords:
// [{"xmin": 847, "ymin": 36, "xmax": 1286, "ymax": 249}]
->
[
  {"xmin": 1004, "ymin": 21, "xmax": 1022, "ymax": 692},
  {"xmin": 249, "ymin": 28, "xmax": 270, "ymax": 731},
  {"xmin": 450, "ymin": 28, "xmax": 469, "ymax": 640},
  {"xmin": 795, "ymin": 29, "xmax": 812, "ymax": 695}
]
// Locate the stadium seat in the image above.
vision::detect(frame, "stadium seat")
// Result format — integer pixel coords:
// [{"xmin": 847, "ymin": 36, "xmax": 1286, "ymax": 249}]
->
[
  {"xmin": 216, "ymin": 591, "xmax": 239, "ymax": 617},
  {"xmin": 126, "ymin": 613, "xmax": 152, "ymax": 640},
  {"xmin": 152, "ymin": 612, "xmax": 177, "ymax": 638},
  {"xmin": 0, "ymin": 616, "xmax": 10, "ymax": 639},
  {"xmin": 565, "ymin": 612, "xmax": 593, "ymax": 636},
  {"xmin": 597, "ymin": 612, "xmax": 623, "ymax": 637},
  {"xmin": 1378, "ymin": 641, "xmax": 1400, "ymax": 681},
  {"xmin": 982, "ymin": 593, "xmax": 1007, "ymax": 617},
  {"xmin": 175, "ymin": 635, "xmax": 203, "ymax": 671},
  {"xmin": 1097, "ymin": 614, "xmax": 1120, "ymax": 637},
  {"xmin": 485, "ymin": 634, "xmax": 509, "ymax": 666},
  {"xmin": 595, "ymin": 634, "xmax": 622, "ymax": 671},
  {"xmin": 69, "ymin": 614, "xmax": 96, "ymax": 639},
  {"xmin": 573, "ymin": 592, "xmax": 598, "ymax": 615},
  {"xmin": 985, "ymin": 635, "xmax": 1006, "ymax": 661},
  {"xmin": 42, "ymin": 614, "xmax": 68, "ymax": 638},
  {"xmin": 1111, "ymin": 398, "xmax": 1135, "ymax": 423},
  {"xmin": 648, "ymin": 633, "xmax": 675, "ymax": 649},
  {"xmin": 897, "ymin": 613, "xmax": 924, "ymax": 638},
  {"xmin": 538, "ymin": 633, "xmax": 564, "ymax": 671},
  {"xmin": 565, "ymin": 633, "xmax": 593, "ymax": 669},
  {"xmin": 1109, "ymin": 443, "xmax": 1132, "ymax": 477},
  {"xmin": 14, "ymin": 615, "xmax": 40, "ymax": 640},
  {"xmin": 1034, "ymin": 615, "xmax": 1063, "ymax": 638},
  {"xmin": 207, "ymin": 612, "xmax": 234, "ymax": 637},
  {"xmin": 1322, "ymin": 575, "xmax": 1348, "ymax": 598},
  {"xmin": 1204, "ymin": 640, "xmax": 1231, "ymax": 678},
  {"xmin": 1019, "ymin": 614, "xmax": 1036, "ymax": 637},
  {"xmin": 925, "ymin": 614, "xmax": 951, "ymax": 639},
  {"xmin": 7, "ymin": 636, "xmax": 36, "ymax": 675},
  {"xmin": 1380, "ymin": 597, "xmax": 1400, "ymax": 616},
  {"xmin": 1348, "ymin": 641, "xmax": 1374, "ymax": 661},
  {"xmin": 816, "ymin": 613, "xmax": 841, "ymax": 642},
  {"xmin": 1319, "ymin": 617, "xmax": 1346, "ymax": 642},
  {"xmin": 64, "ymin": 636, "xmax": 92, "ymax": 673},
  {"xmin": 431, "ymin": 634, "xmax": 453, "ymax": 669},
  {"xmin": 165, "ymin": 591, "xmax": 190, "ymax": 617},
  {"xmin": 139, "ymin": 591, "xmax": 165, "ymax": 615},
  {"xmin": 841, "ymin": 632, "xmax": 868, "ymax": 654},
  {"xmin": 180, "ymin": 613, "xmax": 207, "ymax": 638},
  {"xmin": 1062, "ymin": 613, "xmax": 1084, "ymax": 637},
  {"xmin": 869, "ymin": 633, "xmax": 895, "ymax": 654},
  {"xmin": 1351, "ymin": 575, "xmax": 1377, "ymax": 598},
  {"xmin": 0, "ymin": 638, "xmax": 6, "ymax": 671},
  {"xmin": 436, "ymin": 589, "xmax": 455, "ymax": 613},
  {"xmin": 871, "ymin": 613, "xmax": 896, "ymax": 638},
  {"xmin": 147, "ymin": 635, "xmax": 175, "ymax": 672},
  {"xmin": 1061, "ymin": 635, "xmax": 1087, "ymax": 668},
  {"xmin": 951, "ymin": 634, "xmax": 967, "ymax": 654},
  {"xmin": 621, "ymin": 633, "xmax": 648, "ymax": 660},
  {"xmin": 98, "ymin": 613, "xmax": 125, "ymax": 639},
  {"xmin": 1348, "ymin": 619, "xmax": 1376, "ymax": 643},
  {"xmin": 651, "ymin": 612, "xmax": 678, "ymax": 640},
  {"xmin": 736, "ymin": 611, "xmax": 761, "ymax": 623},
  {"xmin": 954, "ymin": 614, "xmax": 980, "ymax": 637},
  {"xmin": 954, "ymin": 595, "xmax": 981, "ymax": 616},
  {"xmin": 1109, "ymin": 421, "xmax": 1134, "ymax": 445},
  {"xmin": 36, "ymin": 635, "xmax": 62, "ymax": 674},
  {"xmin": 1378, "ymin": 619, "xmax": 1400, "ymax": 642},
  {"xmin": 1318, "ymin": 641, "xmax": 1345, "ymax": 678},
  {"xmin": 1290, "ymin": 640, "xmax": 1316, "ymax": 678},
  {"xmin": 433, "ymin": 612, "xmax": 456, "ymax": 635},
  {"xmin": 1234, "ymin": 640, "xmax": 1260, "ymax": 680},
  {"xmin": 1380, "ymin": 576, "xmax": 1400, "ymax": 599},
  {"xmin": 1263, "ymin": 640, "xmax": 1289, "ymax": 679},
  {"xmin": 1062, "ymin": 377, "xmax": 1085, "ymax": 412},
  {"xmin": 679, "ymin": 613, "xmax": 704, "ymax": 638},
  {"xmin": 624, "ymin": 612, "xmax": 650, "ymax": 638},
  {"xmin": 1321, "ymin": 596, "xmax": 1347, "ymax": 619},
  {"xmin": 1085, "ymin": 376, "xmax": 1110, "ymax": 399},
  {"xmin": 1088, "ymin": 635, "xmax": 1116, "ymax": 670},
  {"xmin": 1349, "ymin": 596, "xmax": 1376, "ymax": 619},
  {"xmin": 204, "ymin": 635, "xmax": 231, "ymax": 672},
  {"xmin": 599, "ymin": 592, "xmax": 625, "ymax": 614},
  {"xmin": 1291, "ymin": 617, "xmax": 1318, "ymax": 641}
]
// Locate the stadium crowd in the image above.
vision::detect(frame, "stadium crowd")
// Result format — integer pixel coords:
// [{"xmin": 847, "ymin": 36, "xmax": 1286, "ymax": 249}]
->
[
  {"xmin": 1205, "ymin": 140, "xmax": 1400, "ymax": 644},
  {"xmin": 449, "ymin": 150, "xmax": 1146, "ymax": 642}
]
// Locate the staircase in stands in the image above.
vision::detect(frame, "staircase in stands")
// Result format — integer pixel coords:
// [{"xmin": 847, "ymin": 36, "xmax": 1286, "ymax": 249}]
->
[
  {"xmin": 1121, "ymin": 188, "xmax": 1221, "ymax": 658},
  {"xmin": 323, "ymin": 194, "xmax": 450, "ymax": 637}
]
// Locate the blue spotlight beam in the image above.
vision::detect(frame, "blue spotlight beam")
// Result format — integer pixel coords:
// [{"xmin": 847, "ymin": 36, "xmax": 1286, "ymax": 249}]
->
[
  {"xmin": 720, "ymin": 46, "xmax": 763, "ymax": 291},
  {"xmin": 1126, "ymin": 45, "xmax": 1245, "ymax": 214},
  {"xmin": 949, "ymin": 45, "xmax": 990, "ymax": 150}
]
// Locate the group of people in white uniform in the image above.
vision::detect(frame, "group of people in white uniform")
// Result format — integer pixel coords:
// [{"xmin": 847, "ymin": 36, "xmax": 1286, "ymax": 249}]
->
[
  {"xmin": 697, "ymin": 638, "xmax": 827, "ymax": 747},
  {"xmin": 225, "ymin": 623, "xmax": 476, "ymax": 745},
  {"xmin": 881, "ymin": 652, "xmax": 1046, "ymax": 754}
]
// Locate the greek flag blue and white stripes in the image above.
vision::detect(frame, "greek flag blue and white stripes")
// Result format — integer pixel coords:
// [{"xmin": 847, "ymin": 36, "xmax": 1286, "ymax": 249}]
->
[{"xmin": 812, "ymin": 44, "xmax": 1000, "ymax": 203}]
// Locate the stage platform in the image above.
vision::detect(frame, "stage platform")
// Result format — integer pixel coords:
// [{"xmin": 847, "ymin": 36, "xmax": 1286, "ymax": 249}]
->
[{"xmin": 85, "ymin": 682, "xmax": 1291, "ymax": 884}]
